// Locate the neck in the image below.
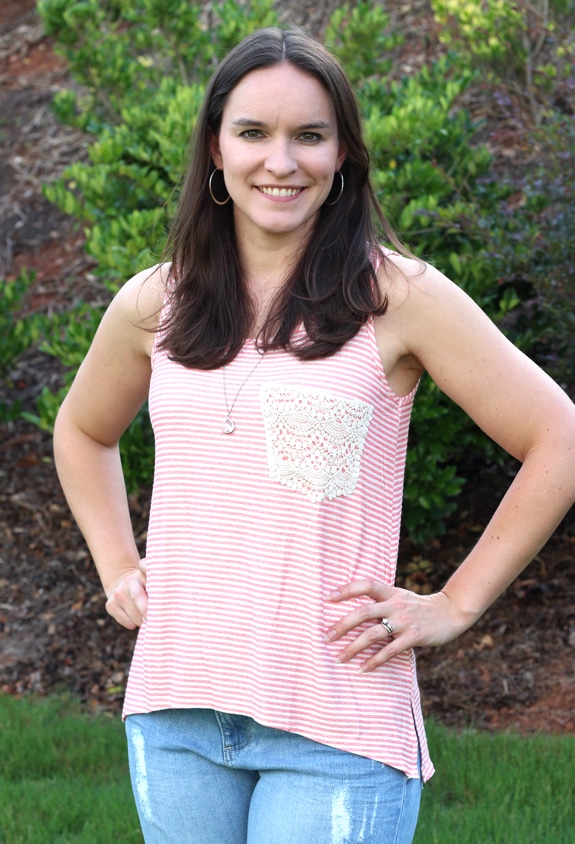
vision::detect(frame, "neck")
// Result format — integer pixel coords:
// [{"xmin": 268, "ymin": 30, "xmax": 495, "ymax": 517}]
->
[
  {"xmin": 234, "ymin": 214, "xmax": 313, "ymax": 287},
  {"xmin": 236, "ymin": 238, "xmax": 297, "ymax": 338},
  {"xmin": 234, "ymin": 216, "xmax": 316, "ymax": 338}
]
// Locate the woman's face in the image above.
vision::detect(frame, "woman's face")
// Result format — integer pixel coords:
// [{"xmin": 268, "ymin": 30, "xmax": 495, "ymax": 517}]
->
[{"xmin": 209, "ymin": 63, "xmax": 346, "ymax": 247}]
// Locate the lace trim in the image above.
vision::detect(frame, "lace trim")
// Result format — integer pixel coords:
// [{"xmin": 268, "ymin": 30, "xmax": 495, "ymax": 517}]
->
[{"xmin": 260, "ymin": 385, "xmax": 373, "ymax": 502}]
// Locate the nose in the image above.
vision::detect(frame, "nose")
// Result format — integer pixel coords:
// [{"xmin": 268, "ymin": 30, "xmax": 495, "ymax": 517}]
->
[{"xmin": 264, "ymin": 139, "xmax": 297, "ymax": 177}]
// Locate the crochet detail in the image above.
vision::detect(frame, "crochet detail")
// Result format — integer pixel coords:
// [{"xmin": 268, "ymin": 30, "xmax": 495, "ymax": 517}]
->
[{"xmin": 260, "ymin": 385, "xmax": 373, "ymax": 502}]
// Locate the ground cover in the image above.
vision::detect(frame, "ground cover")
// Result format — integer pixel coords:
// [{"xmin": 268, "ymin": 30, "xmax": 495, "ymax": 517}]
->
[{"xmin": 1, "ymin": 694, "xmax": 574, "ymax": 843}]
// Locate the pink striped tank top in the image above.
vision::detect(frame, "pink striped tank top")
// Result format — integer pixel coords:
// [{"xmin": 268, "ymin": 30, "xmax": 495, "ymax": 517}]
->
[{"xmin": 122, "ymin": 312, "xmax": 434, "ymax": 782}]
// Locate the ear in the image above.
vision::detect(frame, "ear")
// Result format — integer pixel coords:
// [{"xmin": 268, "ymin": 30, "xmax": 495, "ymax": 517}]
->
[
  {"xmin": 336, "ymin": 143, "xmax": 347, "ymax": 172},
  {"xmin": 209, "ymin": 131, "xmax": 223, "ymax": 169}
]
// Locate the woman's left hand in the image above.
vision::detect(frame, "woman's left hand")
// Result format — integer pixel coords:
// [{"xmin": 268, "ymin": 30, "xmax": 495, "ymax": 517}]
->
[{"xmin": 324, "ymin": 579, "xmax": 475, "ymax": 672}]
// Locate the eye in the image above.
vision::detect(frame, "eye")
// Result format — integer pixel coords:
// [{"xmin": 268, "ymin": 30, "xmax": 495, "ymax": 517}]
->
[
  {"xmin": 298, "ymin": 132, "xmax": 322, "ymax": 143},
  {"xmin": 240, "ymin": 129, "xmax": 264, "ymax": 140}
]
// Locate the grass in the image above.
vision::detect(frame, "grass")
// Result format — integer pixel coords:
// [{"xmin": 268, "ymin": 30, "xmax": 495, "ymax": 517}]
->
[
  {"xmin": 416, "ymin": 720, "xmax": 575, "ymax": 844},
  {"xmin": 0, "ymin": 694, "xmax": 142, "ymax": 844},
  {"xmin": 0, "ymin": 695, "xmax": 573, "ymax": 843}
]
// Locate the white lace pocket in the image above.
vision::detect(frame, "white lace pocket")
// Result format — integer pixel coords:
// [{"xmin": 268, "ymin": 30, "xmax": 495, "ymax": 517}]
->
[{"xmin": 260, "ymin": 385, "xmax": 373, "ymax": 502}]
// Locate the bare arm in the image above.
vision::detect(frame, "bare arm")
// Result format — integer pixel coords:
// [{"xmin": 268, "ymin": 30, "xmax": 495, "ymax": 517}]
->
[
  {"xmin": 54, "ymin": 266, "xmax": 165, "ymax": 628},
  {"xmin": 326, "ymin": 261, "xmax": 575, "ymax": 669}
]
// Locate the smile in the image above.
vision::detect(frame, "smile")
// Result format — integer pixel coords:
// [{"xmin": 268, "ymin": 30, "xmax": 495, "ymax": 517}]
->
[{"xmin": 259, "ymin": 186, "xmax": 303, "ymax": 198}]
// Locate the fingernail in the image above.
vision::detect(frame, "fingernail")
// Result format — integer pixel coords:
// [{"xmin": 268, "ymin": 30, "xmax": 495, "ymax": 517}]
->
[
  {"xmin": 324, "ymin": 629, "xmax": 336, "ymax": 642},
  {"xmin": 327, "ymin": 589, "xmax": 340, "ymax": 600}
]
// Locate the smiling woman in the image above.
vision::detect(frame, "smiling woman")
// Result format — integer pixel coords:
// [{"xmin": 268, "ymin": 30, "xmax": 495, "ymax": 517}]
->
[
  {"xmin": 53, "ymin": 25, "xmax": 575, "ymax": 844},
  {"xmin": 159, "ymin": 28, "xmax": 400, "ymax": 369},
  {"xmin": 208, "ymin": 63, "xmax": 346, "ymax": 251}
]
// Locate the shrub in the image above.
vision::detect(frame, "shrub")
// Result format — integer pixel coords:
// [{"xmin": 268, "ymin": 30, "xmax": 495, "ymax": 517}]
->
[
  {"xmin": 33, "ymin": 0, "xmax": 286, "ymax": 493},
  {"xmin": 38, "ymin": 0, "xmax": 278, "ymax": 289},
  {"xmin": 35, "ymin": 0, "xmax": 573, "ymax": 542},
  {"xmin": 429, "ymin": 0, "xmax": 575, "ymax": 401},
  {"xmin": 485, "ymin": 113, "xmax": 575, "ymax": 399},
  {"xmin": 21, "ymin": 301, "xmax": 154, "ymax": 492},
  {"xmin": 0, "ymin": 270, "xmax": 44, "ymax": 421},
  {"xmin": 527, "ymin": 116, "xmax": 575, "ymax": 396},
  {"xmin": 431, "ymin": 0, "xmax": 575, "ymax": 123}
]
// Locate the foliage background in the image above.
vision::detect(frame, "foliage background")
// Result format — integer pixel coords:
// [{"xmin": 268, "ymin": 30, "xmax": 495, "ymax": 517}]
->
[
  {"xmin": 1, "ymin": 0, "xmax": 574, "ymax": 748},
  {"xmin": 3, "ymin": 0, "xmax": 574, "ymax": 544}
]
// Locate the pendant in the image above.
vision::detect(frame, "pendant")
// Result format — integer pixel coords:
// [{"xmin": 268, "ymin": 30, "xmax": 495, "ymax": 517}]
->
[{"xmin": 222, "ymin": 416, "xmax": 235, "ymax": 434}]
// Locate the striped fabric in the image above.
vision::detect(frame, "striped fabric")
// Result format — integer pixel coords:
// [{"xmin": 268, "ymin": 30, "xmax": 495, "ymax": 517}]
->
[{"xmin": 122, "ymin": 314, "xmax": 434, "ymax": 782}]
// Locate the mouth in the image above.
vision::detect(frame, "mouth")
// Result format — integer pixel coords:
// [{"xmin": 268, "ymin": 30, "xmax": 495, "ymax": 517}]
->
[{"xmin": 258, "ymin": 186, "xmax": 303, "ymax": 198}]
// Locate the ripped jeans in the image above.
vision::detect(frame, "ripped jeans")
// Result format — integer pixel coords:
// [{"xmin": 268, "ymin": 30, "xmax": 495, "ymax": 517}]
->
[{"xmin": 126, "ymin": 709, "xmax": 422, "ymax": 844}]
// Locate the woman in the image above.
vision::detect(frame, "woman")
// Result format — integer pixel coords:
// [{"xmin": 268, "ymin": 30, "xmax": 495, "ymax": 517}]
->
[{"xmin": 53, "ymin": 27, "xmax": 575, "ymax": 844}]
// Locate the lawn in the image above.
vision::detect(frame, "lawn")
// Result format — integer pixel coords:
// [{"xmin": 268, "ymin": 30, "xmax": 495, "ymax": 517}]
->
[{"xmin": 1, "ymin": 695, "xmax": 573, "ymax": 843}]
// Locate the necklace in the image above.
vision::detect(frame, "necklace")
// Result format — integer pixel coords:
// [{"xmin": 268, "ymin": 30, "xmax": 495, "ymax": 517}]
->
[{"xmin": 221, "ymin": 351, "xmax": 265, "ymax": 434}]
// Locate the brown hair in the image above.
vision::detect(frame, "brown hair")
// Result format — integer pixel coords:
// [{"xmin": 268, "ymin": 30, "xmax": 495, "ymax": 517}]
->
[{"xmin": 161, "ymin": 27, "xmax": 406, "ymax": 368}]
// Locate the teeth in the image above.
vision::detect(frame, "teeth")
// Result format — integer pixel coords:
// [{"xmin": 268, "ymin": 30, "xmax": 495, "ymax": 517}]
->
[{"xmin": 260, "ymin": 187, "xmax": 301, "ymax": 197}]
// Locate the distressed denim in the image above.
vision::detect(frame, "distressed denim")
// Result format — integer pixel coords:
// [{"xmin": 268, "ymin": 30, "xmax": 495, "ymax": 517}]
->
[{"xmin": 126, "ymin": 708, "xmax": 422, "ymax": 844}]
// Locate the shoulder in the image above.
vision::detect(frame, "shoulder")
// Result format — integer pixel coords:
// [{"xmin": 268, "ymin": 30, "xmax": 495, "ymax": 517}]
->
[
  {"xmin": 101, "ymin": 263, "xmax": 170, "ymax": 358},
  {"xmin": 374, "ymin": 248, "xmax": 575, "ymax": 460},
  {"xmin": 375, "ymin": 252, "xmax": 485, "ymax": 356},
  {"xmin": 372, "ymin": 250, "xmax": 508, "ymax": 394},
  {"xmin": 376, "ymin": 251, "xmax": 458, "ymax": 308},
  {"xmin": 83, "ymin": 263, "xmax": 172, "ymax": 366},
  {"xmin": 56, "ymin": 265, "xmax": 172, "ymax": 443},
  {"xmin": 111, "ymin": 263, "xmax": 170, "ymax": 329}
]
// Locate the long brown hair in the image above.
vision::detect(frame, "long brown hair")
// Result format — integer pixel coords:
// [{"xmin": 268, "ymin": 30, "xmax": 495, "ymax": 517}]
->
[{"xmin": 161, "ymin": 27, "xmax": 405, "ymax": 368}]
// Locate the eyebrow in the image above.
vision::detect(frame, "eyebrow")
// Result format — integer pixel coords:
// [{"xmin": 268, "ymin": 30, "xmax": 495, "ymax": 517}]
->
[{"xmin": 231, "ymin": 118, "xmax": 332, "ymax": 131}]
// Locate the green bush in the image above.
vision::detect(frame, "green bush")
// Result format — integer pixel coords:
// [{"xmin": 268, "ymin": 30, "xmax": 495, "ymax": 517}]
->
[
  {"xmin": 20, "ymin": 303, "xmax": 102, "ymax": 437},
  {"xmin": 39, "ymin": 0, "xmax": 278, "ymax": 289},
  {"xmin": 35, "ymin": 0, "xmax": 573, "ymax": 543},
  {"xmin": 427, "ymin": 0, "xmax": 575, "ymax": 402},
  {"xmin": 431, "ymin": 0, "xmax": 575, "ymax": 123},
  {"xmin": 34, "ymin": 0, "xmax": 285, "ymax": 494},
  {"xmin": 483, "ymin": 113, "xmax": 575, "ymax": 398},
  {"xmin": 527, "ymin": 116, "xmax": 575, "ymax": 394},
  {"xmin": 0, "ymin": 269, "xmax": 45, "ymax": 420},
  {"xmin": 0, "ymin": 270, "xmax": 37, "ymax": 372},
  {"xmin": 21, "ymin": 301, "xmax": 154, "ymax": 492}
]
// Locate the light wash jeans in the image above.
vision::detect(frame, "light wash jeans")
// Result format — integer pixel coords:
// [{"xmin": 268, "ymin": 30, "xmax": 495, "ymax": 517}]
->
[{"xmin": 126, "ymin": 708, "xmax": 422, "ymax": 844}]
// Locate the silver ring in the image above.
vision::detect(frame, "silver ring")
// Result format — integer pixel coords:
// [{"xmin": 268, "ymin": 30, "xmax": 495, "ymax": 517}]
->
[{"xmin": 380, "ymin": 618, "xmax": 394, "ymax": 636}]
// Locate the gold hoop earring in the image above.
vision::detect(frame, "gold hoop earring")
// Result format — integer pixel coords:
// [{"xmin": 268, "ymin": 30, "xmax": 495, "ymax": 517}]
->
[
  {"xmin": 325, "ymin": 170, "xmax": 344, "ymax": 206},
  {"xmin": 209, "ymin": 168, "xmax": 231, "ymax": 206}
]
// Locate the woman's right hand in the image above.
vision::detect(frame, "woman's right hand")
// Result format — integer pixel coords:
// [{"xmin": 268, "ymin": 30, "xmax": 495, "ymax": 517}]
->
[{"xmin": 105, "ymin": 559, "xmax": 148, "ymax": 629}]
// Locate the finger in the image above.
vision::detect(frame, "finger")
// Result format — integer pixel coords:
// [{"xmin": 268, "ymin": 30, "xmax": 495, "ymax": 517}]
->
[
  {"xmin": 327, "ymin": 579, "xmax": 394, "ymax": 603},
  {"xmin": 106, "ymin": 592, "xmax": 147, "ymax": 628},
  {"xmin": 105, "ymin": 598, "xmax": 138, "ymax": 630},
  {"xmin": 358, "ymin": 638, "xmax": 409, "ymax": 672},
  {"xmin": 333, "ymin": 621, "xmax": 393, "ymax": 664},
  {"xmin": 106, "ymin": 572, "xmax": 148, "ymax": 628},
  {"xmin": 324, "ymin": 600, "xmax": 389, "ymax": 642},
  {"xmin": 126, "ymin": 575, "xmax": 148, "ymax": 621}
]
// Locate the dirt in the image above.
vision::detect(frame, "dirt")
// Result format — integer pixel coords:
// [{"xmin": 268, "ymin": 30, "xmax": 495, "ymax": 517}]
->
[{"xmin": 1, "ymin": 0, "xmax": 574, "ymax": 734}]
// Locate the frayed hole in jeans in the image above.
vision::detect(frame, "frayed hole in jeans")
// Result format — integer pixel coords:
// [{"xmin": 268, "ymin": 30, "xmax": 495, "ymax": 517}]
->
[{"xmin": 130, "ymin": 724, "xmax": 153, "ymax": 823}]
